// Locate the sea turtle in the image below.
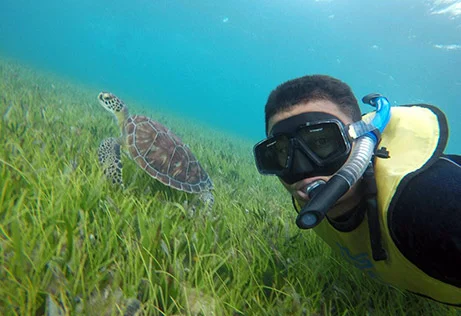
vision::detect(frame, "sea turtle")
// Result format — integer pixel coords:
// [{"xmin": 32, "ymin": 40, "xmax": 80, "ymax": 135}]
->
[{"xmin": 96, "ymin": 92, "xmax": 214, "ymax": 207}]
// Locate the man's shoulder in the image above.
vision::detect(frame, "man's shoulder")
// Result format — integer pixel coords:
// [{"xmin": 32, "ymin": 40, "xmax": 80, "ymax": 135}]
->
[
  {"xmin": 388, "ymin": 154, "xmax": 461, "ymax": 287},
  {"xmin": 390, "ymin": 154, "xmax": 461, "ymax": 227}
]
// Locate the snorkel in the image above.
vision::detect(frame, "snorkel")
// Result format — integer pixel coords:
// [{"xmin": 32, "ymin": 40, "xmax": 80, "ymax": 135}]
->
[{"xmin": 296, "ymin": 93, "xmax": 391, "ymax": 229}]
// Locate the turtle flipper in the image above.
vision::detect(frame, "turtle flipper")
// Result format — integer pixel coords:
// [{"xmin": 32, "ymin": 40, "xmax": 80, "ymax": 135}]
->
[
  {"xmin": 199, "ymin": 191, "xmax": 214, "ymax": 210},
  {"xmin": 98, "ymin": 137, "xmax": 124, "ymax": 188}
]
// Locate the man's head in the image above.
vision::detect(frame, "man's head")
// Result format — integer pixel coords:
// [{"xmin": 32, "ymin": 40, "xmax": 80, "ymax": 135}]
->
[
  {"xmin": 264, "ymin": 75, "xmax": 361, "ymax": 135},
  {"xmin": 256, "ymin": 75, "xmax": 363, "ymax": 211}
]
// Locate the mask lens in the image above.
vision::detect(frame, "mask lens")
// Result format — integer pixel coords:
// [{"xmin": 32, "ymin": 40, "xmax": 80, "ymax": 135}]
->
[
  {"xmin": 297, "ymin": 123, "xmax": 347, "ymax": 160},
  {"xmin": 254, "ymin": 135, "xmax": 291, "ymax": 174}
]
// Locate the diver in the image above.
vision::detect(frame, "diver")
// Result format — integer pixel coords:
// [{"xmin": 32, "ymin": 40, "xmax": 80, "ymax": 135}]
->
[{"xmin": 253, "ymin": 74, "xmax": 461, "ymax": 305}]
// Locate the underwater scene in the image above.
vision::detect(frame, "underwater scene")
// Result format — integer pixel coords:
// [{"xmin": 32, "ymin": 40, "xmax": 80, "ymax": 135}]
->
[{"xmin": 1, "ymin": 0, "xmax": 461, "ymax": 315}]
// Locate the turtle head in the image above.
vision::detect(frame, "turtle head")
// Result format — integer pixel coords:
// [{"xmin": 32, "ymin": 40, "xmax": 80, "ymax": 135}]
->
[
  {"xmin": 98, "ymin": 92, "xmax": 127, "ymax": 113},
  {"xmin": 98, "ymin": 92, "xmax": 129, "ymax": 124}
]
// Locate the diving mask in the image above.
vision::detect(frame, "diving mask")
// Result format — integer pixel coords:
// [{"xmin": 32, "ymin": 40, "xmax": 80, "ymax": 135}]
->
[{"xmin": 253, "ymin": 112, "xmax": 352, "ymax": 184}]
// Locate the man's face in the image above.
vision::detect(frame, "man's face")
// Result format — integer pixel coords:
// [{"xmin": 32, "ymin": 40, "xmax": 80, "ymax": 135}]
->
[{"xmin": 267, "ymin": 99, "xmax": 357, "ymax": 208}]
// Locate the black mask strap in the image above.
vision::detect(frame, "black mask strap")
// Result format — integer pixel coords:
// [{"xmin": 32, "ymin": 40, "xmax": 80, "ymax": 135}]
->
[{"xmin": 270, "ymin": 112, "xmax": 344, "ymax": 135}]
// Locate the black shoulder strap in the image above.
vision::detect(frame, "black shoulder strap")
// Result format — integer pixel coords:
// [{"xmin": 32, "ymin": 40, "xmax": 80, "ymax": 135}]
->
[{"xmin": 363, "ymin": 162, "xmax": 388, "ymax": 261}]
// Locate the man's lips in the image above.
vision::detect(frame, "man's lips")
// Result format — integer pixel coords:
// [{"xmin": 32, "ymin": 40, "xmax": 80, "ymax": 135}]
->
[
  {"xmin": 294, "ymin": 177, "xmax": 325, "ymax": 191},
  {"xmin": 293, "ymin": 177, "xmax": 325, "ymax": 201}
]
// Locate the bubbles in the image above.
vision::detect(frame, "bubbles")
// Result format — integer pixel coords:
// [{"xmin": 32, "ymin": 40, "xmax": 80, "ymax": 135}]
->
[
  {"xmin": 433, "ymin": 43, "xmax": 461, "ymax": 50},
  {"xmin": 429, "ymin": 0, "xmax": 461, "ymax": 17}
]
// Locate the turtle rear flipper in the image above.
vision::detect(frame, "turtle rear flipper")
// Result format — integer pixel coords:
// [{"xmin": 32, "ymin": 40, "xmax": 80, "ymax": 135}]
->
[{"xmin": 98, "ymin": 137, "xmax": 124, "ymax": 188}]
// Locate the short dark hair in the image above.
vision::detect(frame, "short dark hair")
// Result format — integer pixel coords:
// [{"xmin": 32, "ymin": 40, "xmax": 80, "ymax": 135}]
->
[{"xmin": 264, "ymin": 75, "xmax": 361, "ymax": 134}]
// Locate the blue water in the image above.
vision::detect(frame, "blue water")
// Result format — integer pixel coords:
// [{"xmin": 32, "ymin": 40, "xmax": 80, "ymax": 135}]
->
[{"xmin": 1, "ymin": 0, "xmax": 460, "ymax": 152}]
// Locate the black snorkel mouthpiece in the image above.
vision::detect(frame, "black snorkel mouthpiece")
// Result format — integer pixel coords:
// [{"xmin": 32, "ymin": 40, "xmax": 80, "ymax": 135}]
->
[
  {"xmin": 305, "ymin": 180, "xmax": 326, "ymax": 199},
  {"xmin": 297, "ymin": 179, "xmax": 327, "ymax": 227},
  {"xmin": 296, "ymin": 177, "xmax": 350, "ymax": 229}
]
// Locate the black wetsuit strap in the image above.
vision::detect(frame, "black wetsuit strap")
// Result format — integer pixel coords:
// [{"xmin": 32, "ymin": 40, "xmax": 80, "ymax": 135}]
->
[{"xmin": 363, "ymin": 163, "xmax": 388, "ymax": 261}]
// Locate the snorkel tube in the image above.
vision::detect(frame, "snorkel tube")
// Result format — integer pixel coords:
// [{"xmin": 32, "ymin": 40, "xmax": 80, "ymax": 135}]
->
[{"xmin": 296, "ymin": 94, "xmax": 391, "ymax": 229}]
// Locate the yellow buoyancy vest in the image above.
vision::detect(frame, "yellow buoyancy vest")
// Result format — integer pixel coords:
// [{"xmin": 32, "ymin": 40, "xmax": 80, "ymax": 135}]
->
[{"xmin": 310, "ymin": 104, "xmax": 461, "ymax": 305}]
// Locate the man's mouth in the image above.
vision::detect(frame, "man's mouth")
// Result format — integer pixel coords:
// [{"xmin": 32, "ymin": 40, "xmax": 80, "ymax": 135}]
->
[{"xmin": 293, "ymin": 177, "xmax": 325, "ymax": 201}]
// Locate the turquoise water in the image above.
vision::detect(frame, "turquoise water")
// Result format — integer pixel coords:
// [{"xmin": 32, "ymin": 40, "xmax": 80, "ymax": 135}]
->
[{"xmin": 1, "ymin": 0, "xmax": 460, "ymax": 152}]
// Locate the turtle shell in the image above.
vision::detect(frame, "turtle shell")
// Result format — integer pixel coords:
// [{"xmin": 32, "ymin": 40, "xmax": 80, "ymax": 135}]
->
[{"xmin": 125, "ymin": 115, "xmax": 213, "ymax": 193}]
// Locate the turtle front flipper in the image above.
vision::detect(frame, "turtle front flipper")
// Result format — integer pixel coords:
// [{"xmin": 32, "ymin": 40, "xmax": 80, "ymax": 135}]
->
[
  {"xmin": 200, "ymin": 191, "xmax": 214, "ymax": 210},
  {"xmin": 98, "ymin": 137, "xmax": 124, "ymax": 188}
]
